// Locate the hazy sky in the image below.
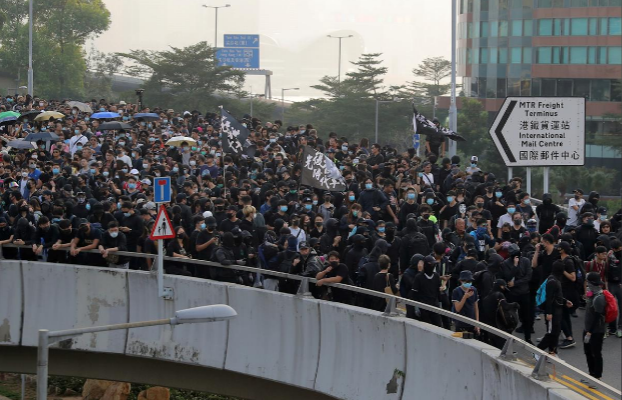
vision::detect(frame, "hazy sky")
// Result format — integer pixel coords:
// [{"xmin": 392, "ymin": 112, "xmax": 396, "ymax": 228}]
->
[{"xmin": 92, "ymin": 0, "xmax": 452, "ymax": 97}]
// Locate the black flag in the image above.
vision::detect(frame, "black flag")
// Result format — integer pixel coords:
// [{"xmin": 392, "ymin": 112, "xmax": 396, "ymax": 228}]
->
[
  {"xmin": 221, "ymin": 107, "xmax": 250, "ymax": 154},
  {"xmin": 300, "ymin": 145, "xmax": 346, "ymax": 191}
]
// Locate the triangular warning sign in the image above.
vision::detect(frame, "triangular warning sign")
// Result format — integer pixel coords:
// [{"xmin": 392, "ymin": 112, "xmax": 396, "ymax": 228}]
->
[{"xmin": 150, "ymin": 205, "xmax": 175, "ymax": 240}]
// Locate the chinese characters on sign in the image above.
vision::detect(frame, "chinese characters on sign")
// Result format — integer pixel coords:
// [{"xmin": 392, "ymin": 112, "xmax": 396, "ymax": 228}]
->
[
  {"xmin": 301, "ymin": 146, "xmax": 346, "ymax": 191},
  {"xmin": 489, "ymin": 97, "xmax": 585, "ymax": 167}
]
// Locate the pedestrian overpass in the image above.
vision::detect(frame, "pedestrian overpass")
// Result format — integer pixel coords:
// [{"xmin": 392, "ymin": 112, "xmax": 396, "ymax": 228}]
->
[{"xmin": 0, "ymin": 261, "xmax": 613, "ymax": 400}]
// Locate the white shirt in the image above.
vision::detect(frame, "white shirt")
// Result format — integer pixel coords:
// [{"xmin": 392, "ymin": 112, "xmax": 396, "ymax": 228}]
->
[
  {"xmin": 288, "ymin": 227, "xmax": 307, "ymax": 250},
  {"xmin": 568, "ymin": 198, "xmax": 585, "ymax": 226},
  {"xmin": 69, "ymin": 134, "xmax": 88, "ymax": 155},
  {"xmin": 497, "ymin": 213, "xmax": 513, "ymax": 229},
  {"xmin": 421, "ymin": 172, "xmax": 435, "ymax": 187}
]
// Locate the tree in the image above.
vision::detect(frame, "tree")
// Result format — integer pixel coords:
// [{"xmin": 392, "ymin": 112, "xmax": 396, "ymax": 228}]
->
[
  {"xmin": 412, "ymin": 57, "xmax": 451, "ymax": 97},
  {"xmin": 0, "ymin": 0, "xmax": 111, "ymax": 98},
  {"xmin": 84, "ymin": 48, "xmax": 123, "ymax": 101},
  {"xmin": 293, "ymin": 53, "xmax": 410, "ymax": 143},
  {"xmin": 118, "ymin": 42, "xmax": 246, "ymax": 112}
]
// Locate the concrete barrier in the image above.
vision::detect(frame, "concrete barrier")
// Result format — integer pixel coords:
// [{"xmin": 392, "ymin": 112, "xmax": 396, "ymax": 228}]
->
[{"xmin": 0, "ymin": 261, "xmax": 587, "ymax": 400}]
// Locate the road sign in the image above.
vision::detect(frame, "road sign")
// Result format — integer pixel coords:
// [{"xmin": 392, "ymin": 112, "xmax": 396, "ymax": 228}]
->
[
  {"xmin": 489, "ymin": 97, "xmax": 585, "ymax": 167},
  {"xmin": 216, "ymin": 48, "xmax": 260, "ymax": 69},
  {"xmin": 223, "ymin": 34, "xmax": 259, "ymax": 48},
  {"xmin": 150, "ymin": 205, "xmax": 175, "ymax": 240},
  {"xmin": 153, "ymin": 177, "xmax": 171, "ymax": 203}
]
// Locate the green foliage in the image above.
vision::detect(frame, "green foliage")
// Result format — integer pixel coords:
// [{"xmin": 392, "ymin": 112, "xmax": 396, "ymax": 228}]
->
[
  {"xmin": 84, "ymin": 48, "xmax": 123, "ymax": 101},
  {"xmin": 293, "ymin": 53, "xmax": 410, "ymax": 144},
  {"xmin": 118, "ymin": 42, "xmax": 245, "ymax": 112},
  {"xmin": 0, "ymin": 0, "xmax": 111, "ymax": 98},
  {"xmin": 0, "ymin": 385, "xmax": 20, "ymax": 400}
]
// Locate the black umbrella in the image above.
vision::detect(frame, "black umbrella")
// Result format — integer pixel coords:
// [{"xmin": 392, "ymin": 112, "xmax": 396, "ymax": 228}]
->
[
  {"xmin": 6, "ymin": 139, "xmax": 37, "ymax": 149},
  {"xmin": 24, "ymin": 132, "xmax": 60, "ymax": 142},
  {"xmin": 99, "ymin": 121, "xmax": 132, "ymax": 130},
  {"xmin": 18, "ymin": 110, "xmax": 42, "ymax": 121}
]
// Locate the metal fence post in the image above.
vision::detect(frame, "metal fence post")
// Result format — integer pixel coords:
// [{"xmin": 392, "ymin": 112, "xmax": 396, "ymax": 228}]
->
[
  {"xmin": 499, "ymin": 337, "xmax": 517, "ymax": 361},
  {"xmin": 296, "ymin": 277, "xmax": 313, "ymax": 298},
  {"xmin": 531, "ymin": 354, "xmax": 550, "ymax": 380},
  {"xmin": 382, "ymin": 297, "xmax": 398, "ymax": 317}
]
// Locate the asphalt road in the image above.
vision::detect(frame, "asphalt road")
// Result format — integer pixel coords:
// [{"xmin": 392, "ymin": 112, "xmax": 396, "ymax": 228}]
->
[{"xmin": 529, "ymin": 307, "xmax": 622, "ymax": 390}]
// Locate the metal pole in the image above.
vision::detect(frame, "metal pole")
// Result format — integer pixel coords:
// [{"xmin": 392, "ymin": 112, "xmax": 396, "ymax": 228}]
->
[
  {"xmin": 214, "ymin": 8, "xmax": 218, "ymax": 48},
  {"xmin": 21, "ymin": 374, "xmax": 25, "ymax": 400},
  {"xmin": 526, "ymin": 167, "xmax": 532, "ymax": 195},
  {"xmin": 448, "ymin": 0, "xmax": 457, "ymax": 157},
  {"xmin": 337, "ymin": 37, "xmax": 342, "ymax": 83},
  {"xmin": 157, "ymin": 239, "xmax": 164, "ymax": 298},
  {"xmin": 27, "ymin": 0, "xmax": 33, "ymax": 96},
  {"xmin": 250, "ymin": 94, "xmax": 253, "ymax": 116},
  {"xmin": 543, "ymin": 167, "xmax": 550, "ymax": 195},
  {"xmin": 508, "ymin": 166, "xmax": 513, "ymax": 182},
  {"xmin": 36, "ymin": 330, "xmax": 49, "ymax": 400},
  {"xmin": 374, "ymin": 99, "xmax": 379, "ymax": 143},
  {"xmin": 281, "ymin": 89, "xmax": 285, "ymax": 122}
]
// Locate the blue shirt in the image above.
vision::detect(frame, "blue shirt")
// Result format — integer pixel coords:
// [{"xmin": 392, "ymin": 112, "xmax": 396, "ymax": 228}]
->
[{"xmin": 452, "ymin": 286, "xmax": 479, "ymax": 328}]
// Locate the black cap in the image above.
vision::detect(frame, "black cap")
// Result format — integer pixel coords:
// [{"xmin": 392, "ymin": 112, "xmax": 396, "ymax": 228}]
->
[
  {"xmin": 559, "ymin": 241, "xmax": 572, "ymax": 253},
  {"xmin": 574, "ymin": 188, "xmax": 584, "ymax": 194},
  {"xmin": 299, "ymin": 241, "xmax": 310, "ymax": 249},
  {"xmin": 78, "ymin": 218, "xmax": 89, "ymax": 226},
  {"xmin": 586, "ymin": 272, "xmax": 604, "ymax": 286}
]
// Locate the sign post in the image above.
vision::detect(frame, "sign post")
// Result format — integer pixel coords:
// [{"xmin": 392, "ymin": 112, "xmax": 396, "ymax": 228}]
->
[
  {"xmin": 217, "ymin": 34, "xmax": 260, "ymax": 69},
  {"xmin": 490, "ymin": 97, "xmax": 585, "ymax": 194},
  {"xmin": 150, "ymin": 204, "xmax": 175, "ymax": 299}
]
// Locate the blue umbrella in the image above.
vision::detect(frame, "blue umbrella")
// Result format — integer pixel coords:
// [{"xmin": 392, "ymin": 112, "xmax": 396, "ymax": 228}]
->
[
  {"xmin": 0, "ymin": 116, "xmax": 18, "ymax": 125},
  {"xmin": 90, "ymin": 112, "xmax": 120, "ymax": 119},
  {"xmin": 134, "ymin": 112, "xmax": 160, "ymax": 121}
]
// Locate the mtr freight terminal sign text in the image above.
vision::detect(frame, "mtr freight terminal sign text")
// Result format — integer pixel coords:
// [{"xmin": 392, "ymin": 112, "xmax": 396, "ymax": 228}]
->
[{"xmin": 490, "ymin": 97, "xmax": 585, "ymax": 167}]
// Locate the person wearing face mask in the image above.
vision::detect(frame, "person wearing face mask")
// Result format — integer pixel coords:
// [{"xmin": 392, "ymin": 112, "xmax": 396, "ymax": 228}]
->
[
  {"xmin": 536, "ymin": 260, "xmax": 574, "ymax": 357},
  {"xmin": 70, "ymin": 219, "xmax": 102, "ymax": 265},
  {"xmin": 32, "ymin": 216, "xmax": 59, "ymax": 262},
  {"xmin": 497, "ymin": 202, "xmax": 517, "ymax": 239},
  {"xmin": 316, "ymin": 251, "xmax": 352, "ymax": 304},
  {"xmin": 417, "ymin": 205, "xmax": 438, "ymax": 249},
  {"xmin": 195, "ymin": 216, "xmax": 219, "ymax": 277},
  {"xmin": 68, "ymin": 124, "xmax": 88, "ymax": 156},
  {"xmin": 397, "ymin": 188, "xmax": 419, "ymax": 227},
  {"xmin": 219, "ymin": 205, "xmax": 241, "ymax": 233},
  {"xmin": 509, "ymin": 212, "xmax": 526, "ymax": 243},
  {"xmin": 411, "ymin": 255, "xmax": 446, "ymax": 326},
  {"xmin": 452, "ymin": 270, "xmax": 481, "ymax": 334},
  {"xmin": 165, "ymin": 226, "xmax": 193, "ymax": 276},
  {"xmin": 606, "ymin": 239, "xmax": 622, "ymax": 338},
  {"xmin": 575, "ymin": 212, "xmax": 599, "ymax": 260},
  {"xmin": 13, "ymin": 217, "xmax": 37, "ymax": 261},
  {"xmin": 357, "ymin": 178, "xmax": 389, "ymax": 221},
  {"xmin": 98, "ymin": 221, "xmax": 129, "ymax": 269},
  {"xmin": 500, "ymin": 244, "xmax": 534, "ymax": 344},
  {"xmin": 317, "ymin": 193, "xmax": 336, "ymax": 222},
  {"xmin": 213, "ymin": 231, "xmax": 245, "ymax": 283},
  {"xmin": 516, "ymin": 192, "xmax": 535, "ymax": 221},
  {"xmin": 536, "ymin": 193, "xmax": 560, "ymax": 234},
  {"xmin": 582, "ymin": 272, "xmax": 608, "ymax": 380},
  {"xmin": 118, "ymin": 202, "xmax": 144, "ymax": 267},
  {"xmin": 0, "ymin": 216, "xmax": 17, "ymax": 260},
  {"xmin": 480, "ymin": 278, "xmax": 519, "ymax": 349}
]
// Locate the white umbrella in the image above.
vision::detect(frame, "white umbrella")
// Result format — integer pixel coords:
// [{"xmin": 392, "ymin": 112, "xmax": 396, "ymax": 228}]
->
[
  {"xmin": 67, "ymin": 101, "xmax": 93, "ymax": 113},
  {"xmin": 165, "ymin": 136, "xmax": 197, "ymax": 147}
]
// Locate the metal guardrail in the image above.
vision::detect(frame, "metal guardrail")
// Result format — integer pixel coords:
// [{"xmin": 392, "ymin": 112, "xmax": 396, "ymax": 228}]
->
[{"xmin": 2, "ymin": 243, "xmax": 620, "ymax": 399}]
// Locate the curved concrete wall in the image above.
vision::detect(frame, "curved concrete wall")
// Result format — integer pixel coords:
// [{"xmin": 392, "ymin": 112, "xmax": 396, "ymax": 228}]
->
[{"xmin": 0, "ymin": 261, "xmax": 580, "ymax": 400}]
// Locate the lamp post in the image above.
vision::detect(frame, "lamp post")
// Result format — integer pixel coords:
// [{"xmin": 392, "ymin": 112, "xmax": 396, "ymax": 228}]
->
[
  {"xmin": 135, "ymin": 89, "xmax": 144, "ymax": 111},
  {"xmin": 327, "ymin": 34, "xmax": 353, "ymax": 83},
  {"xmin": 281, "ymin": 88, "xmax": 299, "ymax": 123},
  {"xmin": 374, "ymin": 98, "xmax": 401, "ymax": 144},
  {"xmin": 202, "ymin": 4, "xmax": 231, "ymax": 48},
  {"xmin": 27, "ymin": 0, "xmax": 33, "ymax": 96},
  {"xmin": 448, "ymin": 0, "xmax": 458, "ymax": 157},
  {"xmin": 249, "ymin": 90, "xmax": 265, "ymax": 117},
  {"xmin": 36, "ymin": 305, "xmax": 237, "ymax": 400}
]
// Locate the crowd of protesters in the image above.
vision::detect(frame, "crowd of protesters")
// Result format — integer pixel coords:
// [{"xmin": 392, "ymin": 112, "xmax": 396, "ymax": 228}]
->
[{"xmin": 1, "ymin": 93, "xmax": 621, "ymax": 381}]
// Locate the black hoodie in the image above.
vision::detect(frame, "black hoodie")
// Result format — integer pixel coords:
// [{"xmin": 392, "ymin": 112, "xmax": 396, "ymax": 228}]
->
[{"xmin": 536, "ymin": 194, "xmax": 560, "ymax": 234}]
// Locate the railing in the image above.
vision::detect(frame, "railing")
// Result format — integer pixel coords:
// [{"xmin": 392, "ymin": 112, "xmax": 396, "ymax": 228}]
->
[{"xmin": 2, "ymin": 243, "xmax": 620, "ymax": 400}]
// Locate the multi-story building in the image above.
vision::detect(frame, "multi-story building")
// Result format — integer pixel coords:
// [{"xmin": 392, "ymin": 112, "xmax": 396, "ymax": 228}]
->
[{"xmin": 440, "ymin": 0, "xmax": 621, "ymax": 141}]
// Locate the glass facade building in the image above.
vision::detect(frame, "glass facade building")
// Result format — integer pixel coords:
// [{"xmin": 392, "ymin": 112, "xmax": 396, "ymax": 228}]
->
[{"xmin": 449, "ymin": 0, "xmax": 622, "ymax": 136}]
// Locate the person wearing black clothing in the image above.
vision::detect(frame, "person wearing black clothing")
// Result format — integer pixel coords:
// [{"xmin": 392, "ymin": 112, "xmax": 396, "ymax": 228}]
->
[
  {"xmin": 213, "ymin": 232, "xmax": 244, "ymax": 283},
  {"xmin": 500, "ymin": 244, "xmax": 534, "ymax": 343},
  {"xmin": 88, "ymin": 202, "xmax": 116, "ymax": 231},
  {"xmin": 220, "ymin": 205, "xmax": 242, "ymax": 232},
  {"xmin": 607, "ymin": 240, "xmax": 622, "ymax": 336},
  {"xmin": 583, "ymin": 272, "xmax": 608, "ymax": 380},
  {"xmin": 49, "ymin": 219, "xmax": 75, "ymax": 263},
  {"xmin": 319, "ymin": 218, "xmax": 343, "ymax": 256},
  {"xmin": 32, "ymin": 216, "xmax": 59, "ymax": 262},
  {"xmin": 370, "ymin": 255, "xmax": 398, "ymax": 312},
  {"xmin": 509, "ymin": 213, "xmax": 527, "ymax": 243},
  {"xmin": 70, "ymin": 219, "xmax": 102, "ymax": 266},
  {"xmin": 316, "ymin": 251, "xmax": 351, "ymax": 304},
  {"xmin": 189, "ymin": 215, "xmax": 206, "ymax": 259},
  {"xmin": 165, "ymin": 226, "xmax": 193, "ymax": 276},
  {"xmin": 99, "ymin": 221, "xmax": 129, "ymax": 268},
  {"xmin": 452, "ymin": 247, "xmax": 479, "ymax": 282},
  {"xmin": 343, "ymin": 234, "xmax": 368, "ymax": 281},
  {"xmin": 0, "ymin": 217, "xmax": 16, "ymax": 260},
  {"xmin": 537, "ymin": 261, "xmax": 573, "ymax": 356},
  {"xmin": 119, "ymin": 202, "xmax": 144, "ymax": 268},
  {"xmin": 13, "ymin": 217, "xmax": 36, "ymax": 261},
  {"xmin": 558, "ymin": 241, "xmax": 579, "ymax": 349},
  {"xmin": 480, "ymin": 279, "xmax": 512, "ymax": 349},
  {"xmin": 175, "ymin": 193, "xmax": 194, "ymax": 234},
  {"xmin": 195, "ymin": 217, "xmax": 219, "ymax": 277},
  {"xmin": 474, "ymin": 253, "xmax": 504, "ymax": 299},
  {"xmin": 411, "ymin": 255, "xmax": 444, "ymax": 326},
  {"xmin": 425, "ymin": 119, "xmax": 445, "ymax": 157},
  {"xmin": 536, "ymin": 194, "xmax": 560, "ymax": 234}
]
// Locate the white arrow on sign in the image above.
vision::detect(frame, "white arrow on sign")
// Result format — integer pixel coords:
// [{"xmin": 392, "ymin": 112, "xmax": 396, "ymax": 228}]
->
[{"xmin": 489, "ymin": 97, "xmax": 585, "ymax": 167}]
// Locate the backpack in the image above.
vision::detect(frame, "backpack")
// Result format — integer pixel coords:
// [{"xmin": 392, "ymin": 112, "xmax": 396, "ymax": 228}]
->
[
  {"xmin": 602, "ymin": 290, "xmax": 619, "ymax": 324},
  {"xmin": 536, "ymin": 278, "xmax": 550, "ymax": 307},
  {"xmin": 496, "ymin": 298, "xmax": 520, "ymax": 333},
  {"xmin": 403, "ymin": 232, "xmax": 430, "ymax": 257}
]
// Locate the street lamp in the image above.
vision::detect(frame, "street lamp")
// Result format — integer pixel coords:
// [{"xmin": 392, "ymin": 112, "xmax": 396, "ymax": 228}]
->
[
  {"xmin": 202, "ymin": 4, "xmax": 231, "ymax": 48},
  {"xmin": 249, "ymin": 91, "xmax": 265, "ymax": 116},
  {"xmin": 135, "ymin": 89, "xmax": 144, "ymax": 111},
  {"xmin": 27, "ymin": 0, "xmax": 33, "ymax": 96},
  {"xmin": 36, "ymin": 305, "xmax": 237, "ymax": 400},
  {"xmin": 281, "ymin": 88, "xmax": 299, "ymax": 123},
  {"xmin": 374, "ymin": 98, "xmax": 402, "ymax": 144},
  {"xmin": 327, "ymin": 34, "xmax": 353, "ymax": 83},
  {"xmin": 449, "ymin": 0, "xmax": 458, "ymax": 157}
]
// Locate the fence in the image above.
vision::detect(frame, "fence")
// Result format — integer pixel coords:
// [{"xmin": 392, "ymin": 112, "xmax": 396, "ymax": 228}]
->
[{"xmin": 1, "ymin": 243, "xmax": 620, "ymax": 400}]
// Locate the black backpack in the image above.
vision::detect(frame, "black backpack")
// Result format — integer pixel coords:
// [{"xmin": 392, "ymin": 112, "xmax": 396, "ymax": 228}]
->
[
  {"xmin": 403, "ymin": 231, "xmax": 430, "ymax": 258},
  {"xmin": 495, "ymin": 297, "xmax": 520, "ymax": 333}
]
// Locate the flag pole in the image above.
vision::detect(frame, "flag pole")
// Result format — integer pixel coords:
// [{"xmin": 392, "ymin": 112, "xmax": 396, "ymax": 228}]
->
[{"xmin": 219, "ymin": 106, "xmax": 227, "ymax": 199}]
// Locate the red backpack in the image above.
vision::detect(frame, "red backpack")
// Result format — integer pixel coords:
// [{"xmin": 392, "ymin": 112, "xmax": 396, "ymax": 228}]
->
[{"xmin": 602, "ymin": 290, "xmax": 619, "ymax": 324}]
